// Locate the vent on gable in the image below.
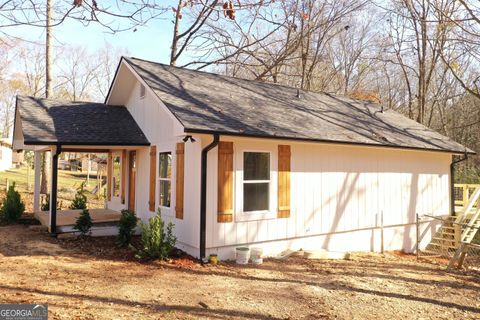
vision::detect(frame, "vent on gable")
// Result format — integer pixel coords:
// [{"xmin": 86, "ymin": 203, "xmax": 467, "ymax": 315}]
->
[{"xmin": 140, "ymin": 84, "xmax": 146, "ymax": 99}]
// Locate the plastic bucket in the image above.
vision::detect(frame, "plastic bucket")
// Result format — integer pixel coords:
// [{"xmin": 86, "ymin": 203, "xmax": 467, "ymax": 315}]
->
[
  {"xmin": 251, "ymin": 247, "xmax": 263, "ymax": 265},
  {"xmin": 235, "ymin": 247, "xmax": 250, "ymax": 264}
]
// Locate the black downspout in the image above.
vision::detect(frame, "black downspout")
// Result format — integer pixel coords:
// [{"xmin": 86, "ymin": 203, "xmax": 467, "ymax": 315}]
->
[
  {"xmin": 50, "ymin": 144, "xmax": 62, "ymax": 236},
  {"xmin": 200, "ymin": 134, "xmax": 220, "ymax": 261},
  {"xmin": 450, "ymin": 153, "xmax": 468, "ymax": 216}
]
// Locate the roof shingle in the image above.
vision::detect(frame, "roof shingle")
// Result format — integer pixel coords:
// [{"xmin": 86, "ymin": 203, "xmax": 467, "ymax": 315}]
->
[
  {"xmin": 125, "ymin": 57, "xmax": 472, "ymax": 154},
  {"xmin": 16, "ymin": 96, "xmax": 149, "ymax": 146}
]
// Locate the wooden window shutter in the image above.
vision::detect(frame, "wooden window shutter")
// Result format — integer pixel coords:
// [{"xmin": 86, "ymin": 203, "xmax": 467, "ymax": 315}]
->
[
  {"xmin": 217, "ymin": 141, "xmax": 234, "ymax": 223},
  {"xmin": 121, "ymin": 150, "xmax": 127, "ymax": 204},
  {"xmin": 175, "ymin": 143, "xmax": 185, "ymax": 219},
  {"xmin": 107, "ymin": 152, "xmax": 112, "ymax": 201},
  {"xmin": 148, "ymin": 145, "xmax": 157, "ymax": 212},
  {"xmin": 278, "ymin": 145, "xmax": 291, "ymax": 218}
]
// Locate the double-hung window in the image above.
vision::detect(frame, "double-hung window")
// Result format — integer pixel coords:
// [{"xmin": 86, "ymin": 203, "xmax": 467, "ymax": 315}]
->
[
  {"xmin": 158, "ymin": 152, "xmax": 172, "ymax": 207},
  {"xmin": 243, "ymin": 152, "xmax": 270, "ymax": 212}
]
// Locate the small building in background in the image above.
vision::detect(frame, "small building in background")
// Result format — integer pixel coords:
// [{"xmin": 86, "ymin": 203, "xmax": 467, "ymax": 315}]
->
[
  {"xmin": 0, "ymin": 138, "xmax": 13, "ymax": 172},
  {"xmin": 12, "ymin": 149, "xmax": 24, "ymax": 168}
]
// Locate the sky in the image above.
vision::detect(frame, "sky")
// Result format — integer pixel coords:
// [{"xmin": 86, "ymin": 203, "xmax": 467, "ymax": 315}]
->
[{"xmin": 2, "ymin": 7, "xmax": 177, "ymax": 65}]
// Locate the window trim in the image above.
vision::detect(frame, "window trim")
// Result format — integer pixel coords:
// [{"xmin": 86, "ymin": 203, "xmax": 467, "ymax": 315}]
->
[
  {"xmin": 157, "ymin": 151, "xmax": 172, "ymax": 209},
  {"xmin": 236, "ymin": 149, "xmax": 276, "ymax": 222}
]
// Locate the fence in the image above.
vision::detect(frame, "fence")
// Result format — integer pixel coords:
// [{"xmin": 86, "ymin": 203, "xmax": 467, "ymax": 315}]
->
[
  {"xmin": 416, "ymin": 183, "xmax": 480, "ymax": 270},
  {"xmin": 416, "ymin": 214, "xmax": 480, "ymax": 270}
]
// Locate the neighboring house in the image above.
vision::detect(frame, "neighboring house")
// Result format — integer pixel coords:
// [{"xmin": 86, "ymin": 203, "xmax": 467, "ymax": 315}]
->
[
  {"xmin": 0, "ymin": 138, "xmax": 13, "ymax": 172},
  {"xmin": 81, "ymin": 155, "xmax": 99, "ymax": 173},
  {"xmin": 12, "ymin": 149, "xmax": 24, "ymax": 167},
  {"xmin": 12, "ymin": 57, "xmax": 474, "ymax": 260}
]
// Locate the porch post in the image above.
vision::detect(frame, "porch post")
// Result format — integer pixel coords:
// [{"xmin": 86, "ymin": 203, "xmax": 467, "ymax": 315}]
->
[
  {"xmin": 33, "ymin": 151, "xmax": 42, "ymax": 213},
  {"xmin": 49, "ymin": 145, "xmax": 61, "ymax": 235}
]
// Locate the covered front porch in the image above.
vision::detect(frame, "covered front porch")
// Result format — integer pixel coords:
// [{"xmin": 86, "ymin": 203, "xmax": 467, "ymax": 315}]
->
[
  {"xmin": 35, "ymin": 208, "xmax": 122, "ymax": 235},
  {"xmin": 12, "ymin": 96, "xmax": 150, "ymax": 235}
]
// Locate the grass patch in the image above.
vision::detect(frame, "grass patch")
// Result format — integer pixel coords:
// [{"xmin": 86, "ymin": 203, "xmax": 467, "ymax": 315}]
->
[{"xmin": 0, "ymin": 166, "xmax": 104, "ymax": 211}]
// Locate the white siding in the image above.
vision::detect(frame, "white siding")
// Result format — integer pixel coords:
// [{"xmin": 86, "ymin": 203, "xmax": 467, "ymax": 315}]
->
[
  {"xmin": 108, "ymin": 79, "xmax": 202, "ymax": 252},
  {"xmin": 205, "ymin": 136, "xmax": 451, "ymax": 259},
  {"xmin": 108, "ymin": 66, "xmax": 452, "ymax": 260}
]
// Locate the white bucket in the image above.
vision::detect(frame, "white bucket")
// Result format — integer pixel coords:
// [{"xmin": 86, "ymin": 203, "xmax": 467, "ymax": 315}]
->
[
  {"xmin": 235, "ymin": 247, "xmax": 250, "ymax": 264},
  {"xmin": 251, "ymin": 247, "xmax": 263, "ymax": 265}
]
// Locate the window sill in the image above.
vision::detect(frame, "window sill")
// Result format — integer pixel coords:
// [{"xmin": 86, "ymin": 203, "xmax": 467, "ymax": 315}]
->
[{"xmin": 235, "ymin": 211, "xmax": 276, "ymax": 222}]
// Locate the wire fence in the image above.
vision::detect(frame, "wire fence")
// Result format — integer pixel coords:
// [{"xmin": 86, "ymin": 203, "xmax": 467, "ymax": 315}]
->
[{"xmin": 416, "ymin": 214, "xmax": 480, "ymax": 271}]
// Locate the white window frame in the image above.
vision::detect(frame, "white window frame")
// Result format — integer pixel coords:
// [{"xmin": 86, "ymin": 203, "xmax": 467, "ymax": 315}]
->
[
  {"xmin": 157, "ymin": 151, "xmax": 172, "ymax": 210},
  {"xmin": 236, "ymin": 149, "xmax": 276, "ymax": 222}
]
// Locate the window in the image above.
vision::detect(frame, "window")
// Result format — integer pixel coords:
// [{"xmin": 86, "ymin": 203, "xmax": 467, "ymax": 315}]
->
[
  {"xmin": 140, "ymin": 84, "xmax": 146, "ymax": 99},
  {"xmin": 158, "ymin": 152, "xmax": 172, "ymax": 207},
  {"xmin": 112, "ymin": 155, "xmax": 121, "ymax": 197},
  {"xmin": 243, "ymin": 152, "xmax": 270, "ymax": 212}
]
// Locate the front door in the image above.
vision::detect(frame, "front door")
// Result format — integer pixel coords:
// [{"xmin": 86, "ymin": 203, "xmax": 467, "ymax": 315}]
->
[{"xmin": 128, "ymin": 151, "xmax": 137, "ymax": 212}]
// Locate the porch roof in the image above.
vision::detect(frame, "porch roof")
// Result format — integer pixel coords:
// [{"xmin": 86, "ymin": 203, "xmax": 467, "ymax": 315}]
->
[{"xmin": 14, "ymin": 96, "xmax": 150, "ymax": 148}]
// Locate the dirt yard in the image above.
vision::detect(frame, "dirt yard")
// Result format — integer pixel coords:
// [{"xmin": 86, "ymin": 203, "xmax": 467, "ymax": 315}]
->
[{"xmin": 0, "ymin": 224, "xmax": 479, "ymax": 320}]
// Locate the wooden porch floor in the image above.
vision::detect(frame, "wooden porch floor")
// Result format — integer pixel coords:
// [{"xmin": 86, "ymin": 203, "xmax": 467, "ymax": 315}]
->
[{"xmin": 35, "ymin": 209, "xmax": 121, "ymax": 228}]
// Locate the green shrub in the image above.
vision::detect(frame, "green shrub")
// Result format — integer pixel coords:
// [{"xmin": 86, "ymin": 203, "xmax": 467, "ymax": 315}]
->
[
  {"xmin": 70, "ymin": 182, "xmax": 87, "ymax": 210},
  {"xmin": 117, "ymin": 209, "xmax": 138, "ymax": 247},
  {"xmin": 41, "ymin": 194, "xmax": 50, "ymax": 211},
  {"xmin": 0, "ymin": 183, "xmax": 25, "ymax": 222},
  {"xmin": 136, "ymin": 209, "xmax": 176, "ymax": 260},
  {"xmin": 73, "ymin": 209, "xmax": 93, "ymax": 236}
]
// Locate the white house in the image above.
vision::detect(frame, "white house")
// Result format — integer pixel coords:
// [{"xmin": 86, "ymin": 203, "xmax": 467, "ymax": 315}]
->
[
  {"xmin": 0, "ymin": 138, "xmax": 13, "ymax": 172},
  {"xmin": 12, "ymin": 57, "xmax": 474, "ymax": 260}
]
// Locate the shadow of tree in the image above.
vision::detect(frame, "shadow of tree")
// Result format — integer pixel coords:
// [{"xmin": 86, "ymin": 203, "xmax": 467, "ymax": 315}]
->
[{"xmin": 0, "ymin": 284, "xmax": 283, "ymax": 320}]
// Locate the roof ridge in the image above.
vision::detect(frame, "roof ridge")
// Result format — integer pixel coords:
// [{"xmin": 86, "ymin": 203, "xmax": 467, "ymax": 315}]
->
[
  {"xmin": 126, "ymin": 56, "xmax": 340, "ymax": 98},
  {"xmin": 19, "ymin": 95, "xmax": 124, "ymax": 107}
]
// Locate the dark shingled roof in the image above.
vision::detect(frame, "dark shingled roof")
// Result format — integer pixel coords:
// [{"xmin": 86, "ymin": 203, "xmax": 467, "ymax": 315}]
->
[
  {"xmin": 16, "ymin": 96, "xmax": 149, "ymax": 146},
  {"xmin": 125, "ymin": 57, "xmax": 473, "ymax": 154}
]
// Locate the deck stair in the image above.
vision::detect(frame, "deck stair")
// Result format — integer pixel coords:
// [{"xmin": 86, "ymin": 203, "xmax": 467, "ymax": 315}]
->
[
  {"xmin": 423, "ymin": 216, "xmax": 458, "ymax": 257},
  {"xmin": 423, "ymin": 187, "xmax": 480, "ymax": 259},
  {"xmin": 448, "ymin": 187, "xmax": 480, "ymax": 268}
]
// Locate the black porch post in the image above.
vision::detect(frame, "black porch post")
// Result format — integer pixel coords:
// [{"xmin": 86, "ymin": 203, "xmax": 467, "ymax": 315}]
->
[{"xmin": 50, "ymin": 145, "xmax": 61, "ymax": 235}]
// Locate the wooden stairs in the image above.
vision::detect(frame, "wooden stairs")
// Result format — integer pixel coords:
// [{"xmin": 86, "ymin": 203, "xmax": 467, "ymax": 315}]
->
[
  {"xmin": 423, "ymin": 187, "xmax": 480, "ymax": 266},
  {"xmin": 423, "ymin": 215, "xmax": 458, "ymax": 257}
]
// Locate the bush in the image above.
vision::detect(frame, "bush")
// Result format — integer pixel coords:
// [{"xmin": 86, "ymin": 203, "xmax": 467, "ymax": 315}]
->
[
  {"xmin": 136, "ymin": 209, "xmax": 176, "ymax": 260},
  {"xmin": 0, "ymin": 183, "xmax": 25, "ymax": 222},
  {"xmin": 41, "ymin": 194, "xmax": 62, "ymax": 211},
  {"xmin": 117, "ymin": 210, "xmax": 137, "ymax": 247},
  {"xmin": 41, "ymin": 194, "xmax": 50, "ymax": 211},
  {"xmin": 73, "ymin": 209, "xmax": 93, "ymax": 236},
  {"xmin": 70, "ymin": 182, "xmax": 87, "ymax": 210}
]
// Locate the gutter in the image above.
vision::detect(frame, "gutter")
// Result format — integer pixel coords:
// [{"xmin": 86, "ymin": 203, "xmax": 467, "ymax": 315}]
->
[
  {"xmin": 450, "ymin": 152, "xmax": 468, "ymax": 215},
  {"xmin": 200, "ymin": 134, "xmax": 220, "ymax": 261},
  {"xmin": 184, "ymin": 128, "xmax": 475, "ymax": 156}
]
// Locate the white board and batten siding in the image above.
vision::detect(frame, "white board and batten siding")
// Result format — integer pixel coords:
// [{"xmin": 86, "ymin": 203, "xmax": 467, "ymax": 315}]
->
[
  {"xmin": 109, "ymin": 66, "xmax": 451, "ymax": 260},
  {"xmin": 113, "ymin": 79, "xmax": 202, "ymax": 254},
  {"xmin": 204, "ymin": 136, "xmax": 450, "ymax": 260}
]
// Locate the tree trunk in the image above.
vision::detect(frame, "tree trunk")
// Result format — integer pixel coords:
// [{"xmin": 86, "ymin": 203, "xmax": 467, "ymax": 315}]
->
[
  {"xmin": 170, "ymin": 0, "xmax": 183, "ymax": 66},
  {"xmin": 46, "ymin": 0, "xmax": 53, "ymax": 98},
  {"xmin": 41, "ymin": 0, "xmax": 53, "ymax": 194},
  {"xmin": 40, "ymin": 152, "xmax": 48, "ymax": 194}
]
